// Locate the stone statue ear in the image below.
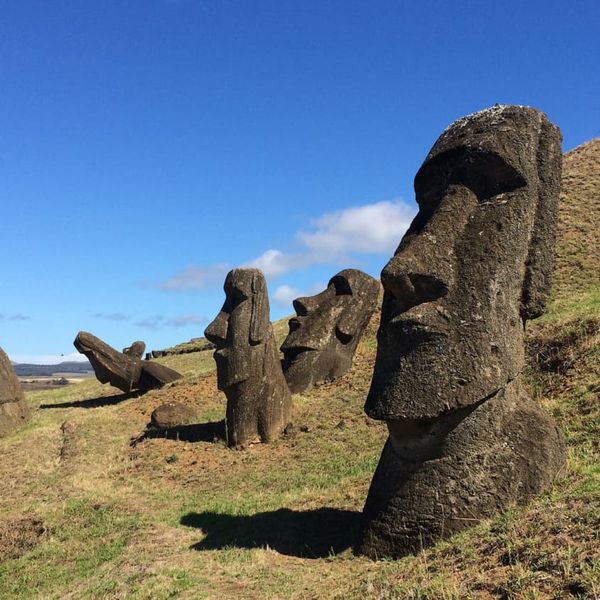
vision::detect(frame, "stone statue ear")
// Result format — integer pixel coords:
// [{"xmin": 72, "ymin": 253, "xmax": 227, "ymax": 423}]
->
[
  {"xmin": 249, "ymin": 272, "xmax": 270, "ymax": 344},
  {"xmin": 520, "ymin": 120, "xmax": 562, "ymax": 321},
  {"xmin": 336, "ymin": 301, "xmax": 362, "ymax": 342}
]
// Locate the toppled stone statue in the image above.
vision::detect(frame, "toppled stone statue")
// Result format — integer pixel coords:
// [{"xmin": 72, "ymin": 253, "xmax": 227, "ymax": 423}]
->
[
  {"xmin": 123, "ymin": 341, "xmax": 145, "ymax": 359},
  {"xmin": 205, "ymin": 268, "xmax": 292, "ymax": 448},
  {"xmin": 361, "ymin": 105, "xmax": 566, "ymax": 558},
  {"xmin": 0, "ymin": 346, "xmax": 30, "ymax": 437},
  {"xmin": 74, "ymin": 332, "xmax": 182, "ymax": 393},
  {"xmin": 281, "ymin": 269, "xmax": 380, "ymax": 393}
]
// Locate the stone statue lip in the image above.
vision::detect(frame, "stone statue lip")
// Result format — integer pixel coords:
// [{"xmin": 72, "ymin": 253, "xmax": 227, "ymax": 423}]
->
[{"xmin": 280, "ymin": 345, "xmax": 316, "ymax": 362}]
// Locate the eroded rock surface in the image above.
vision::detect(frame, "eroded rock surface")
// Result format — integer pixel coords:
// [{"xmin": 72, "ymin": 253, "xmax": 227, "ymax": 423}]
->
[
  {"xmin": 361, "ymin": 105, "xmax": 566, "ymax": 558},
  {"xmin": 281, "ymin": 269, "xmax": 380, "ymax": 393},
  {"xmin": 123, "ymin": 341, "xmax": 145, "ymax": 359},
  {"xmin": 0, "ymin": 347, "xmax": 30, "ymax": 437},
  {"xmin": 205, "ymin": 268, "xmax": 292, "ymax": 448}
]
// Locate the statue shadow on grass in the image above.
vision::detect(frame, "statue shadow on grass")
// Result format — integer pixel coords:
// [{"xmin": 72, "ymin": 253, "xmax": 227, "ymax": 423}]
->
[
  {"xmin": 131, "ymin": 420, "xmax": 226, "ymax": 446},
  {"xmin": 40, "ymin": 391, "xmax": 141, "ymax": 410},
  {"xmin": 180, "ymin": 507, "xmax": 362, "ymax": 558}
]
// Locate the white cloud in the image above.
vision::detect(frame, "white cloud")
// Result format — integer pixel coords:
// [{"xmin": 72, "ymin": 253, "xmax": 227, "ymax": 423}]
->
[
  {"xmin": 243, "ymin": 250, "xmax": 308, "ymax": 278},
  {"xmin": 166, "ymin": 314, "xmax": 206, "ymax": 328},
  {"xmin": 272, "ymin": 281, "xmax": 327, "ymax": 308},
  {"xmin": 272, "ymin": 285, "xmax": 299, "ymax": 307},
  {"xmin": 298, "ymin": 200, "xmax": 414, "ymax": 255},
  {"xmin": 160, "ymin": 263, "xmax": 229, "ymax": 291},
  {"xmin": 10, "ymin": 352, "xmax": 89, "ymax": 365},
  {"xmin": 161, "ymin": 199, "xmax": 415, "ymax": 288}
]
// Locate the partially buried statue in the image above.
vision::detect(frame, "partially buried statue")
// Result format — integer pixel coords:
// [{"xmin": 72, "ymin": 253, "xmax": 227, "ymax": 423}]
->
[
  {"xmin": 361, "ymin": 105, "xmax": 567, "ymax": 558},
  {"xmin": 281, "ymin": 269, "xmax": 380, "ymax": 393},
  {"xmin": 205, "ymin": 268, "xmax": 292, "ymax": 448},
  {"xmin": 74, "ymin": 332, "xmax": 182, "ymax": 393},
  {"xmin": 0, "ymin": 346, "xmax": 30, "ymax": 437}
]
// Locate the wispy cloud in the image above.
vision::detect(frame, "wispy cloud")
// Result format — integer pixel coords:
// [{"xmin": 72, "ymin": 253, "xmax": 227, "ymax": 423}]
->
[
  {"xmin": 160, "ymin": 199, "xmax": 415, "ymax": 289},
  {"xmin": 92, "ymin": 312, "xmax": 131, "ymax": 321},
  {"xmin": 134, "ymin": 314, "xmax": 206, "ymax": 330},
  {"xmin": 160, "ymin": 263, "xmax": 229, "ymax": 291},
  {"xmin": 272, "ymin": 282, "xmax": 327, "ymax": 308},
  {"xmin": 0, "ymin": 313, "xmax": 31, "ymax": 321}
]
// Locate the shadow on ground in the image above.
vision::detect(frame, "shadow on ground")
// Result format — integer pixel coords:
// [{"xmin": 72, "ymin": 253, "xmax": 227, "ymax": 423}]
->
[
  {"xmin": 181, "ymin": 507, "xmax": 362, "ymax": 558},
  {"xmin": 132, "ymin": 420, "xmax": 226, "ymax": 445},
  {"xmin": 40, "ymin": 391, "xmax": 141, "ymax": 410}
]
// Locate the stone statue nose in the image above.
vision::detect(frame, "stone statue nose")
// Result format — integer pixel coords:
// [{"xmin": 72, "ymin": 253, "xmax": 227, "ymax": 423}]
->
[
  {"xmin": 293, "ymin": 297, "xmax": 315, "ymax": 316},
  {"xmin": 381, "ymin": 259, "xmax": 449, "ymax": 310},
  {"xmin": 204, "ymin": 312, "xmax": 228, "ymax": 346}
]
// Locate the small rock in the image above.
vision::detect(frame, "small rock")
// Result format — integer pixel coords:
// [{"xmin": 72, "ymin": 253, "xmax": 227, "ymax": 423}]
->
[{"xmin": 150, "ymin": 402, "xmax": 197, "ymax": 429}]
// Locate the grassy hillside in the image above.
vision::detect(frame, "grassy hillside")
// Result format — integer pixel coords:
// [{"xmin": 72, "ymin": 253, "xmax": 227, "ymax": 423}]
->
[{"xmin": 0, "ymin": 143, "xmax": 599, "ymax": 599}]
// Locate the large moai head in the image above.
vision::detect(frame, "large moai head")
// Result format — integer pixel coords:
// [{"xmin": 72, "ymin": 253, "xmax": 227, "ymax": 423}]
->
[
  {"xmin": 205, "ymin": 268, "xmax": 292, "ymax": 447},
  {"xmin": 281, "ymin": 269, "xmax": 380, "ymax": 393},
  {"xmin": 0, "ymin": 346, "xmax": 30, "ymax": 437},
  {"xmin": 366, "ymin": 105, "xmax": 562, "ymax": 421},
  {"xmin": 360, "ymin": 105, "xmax": 565, "ymax": 559}
]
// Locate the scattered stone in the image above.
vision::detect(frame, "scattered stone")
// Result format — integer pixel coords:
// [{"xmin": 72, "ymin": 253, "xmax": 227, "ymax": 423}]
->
[
  {"xmin": 150, "ymin": 402, "xmax": 197, "ymax": 429},
  {"xmin": 335, "ymin": 419, "xmax": 346, "ymax": 430},
  {"xmin": 361, "ymin": 105, "xmax": 566, "ymax": 559},
  {"xmin": 299, "ymin": 424, "xmax": 310, "ymax": 433},
  {"xmin": 281, "ymin": 269, "xmax": 380, "ymax": 394},
  {"xmin": 74, "ymin": 332, "xmax": 182, "ymax": 394},
  {"xmin": 205, "ymin": 268, "xmax": 292, "ymax": 448},
  {"xmin": 123, "ymin": 340, "xmax": 146, "ymax": 359},
  {"xmin": 0, "ymin": 346, "xmax": 30, "ymax": 437}
]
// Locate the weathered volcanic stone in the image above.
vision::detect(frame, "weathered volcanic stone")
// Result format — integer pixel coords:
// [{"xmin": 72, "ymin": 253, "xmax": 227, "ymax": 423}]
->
[
  {"xmin": 150, "ymin": 402, "xmax": 197, "ymax": 429},
  {"xmin": 281, "ymin": 269, "xmax": 380, "ymax": 394},
  {"xmin": 74, "ymin": 332, "xmax": 182, "ymax": 393},
  {"xmin": 0, "ymin": 347, "xmax": 30, "ymax": 437},
  {"xmin": 205, "ymin": 268, "xmax": 292, "ymax": 448},
  {"xmin": 361, "ymin": 105, "xmax": 566, "ymax": 559},
  {"xmin": 123, "ymin": 341, "xmax": 145, "ymax": 359}
]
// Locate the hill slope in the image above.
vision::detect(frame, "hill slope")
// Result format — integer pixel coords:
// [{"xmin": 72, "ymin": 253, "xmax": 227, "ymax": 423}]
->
[{"xmin": 0, "ymin": 142, "xmax": 598, "ymax": 599}]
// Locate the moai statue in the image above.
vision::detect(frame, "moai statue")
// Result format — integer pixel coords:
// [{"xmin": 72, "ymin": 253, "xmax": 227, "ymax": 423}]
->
[
  {"xmin": 281, "ymin": 269, "xmax": 380, "ymax": 393},
  {"xmin": 361, "ymin": 105, "xmax": 567, "ymax": 558},
  {"xmin": 205, "ymin": 268, "xmax": 292, "ymax": 448},
  {"xmin": 74, "ymin": 332, "xmax": 182, "ymax": 393},
  {"xmin": 0, "ymin": 346, "xmax": 30, "ymax": 437},
  {"xmin": 123, "ymin": 340, "xmax": 146, "ymax": 359}
]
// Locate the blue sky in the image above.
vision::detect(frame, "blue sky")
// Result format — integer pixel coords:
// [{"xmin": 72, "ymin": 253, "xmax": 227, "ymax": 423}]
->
[{"xmin": 1, "ymin": 0, "xmax": 599, "ymax": 363}]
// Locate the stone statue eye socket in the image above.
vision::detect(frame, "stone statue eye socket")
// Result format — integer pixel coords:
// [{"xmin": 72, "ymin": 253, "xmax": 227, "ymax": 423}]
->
[
  {"xmin": 335, "ymin": 326, "xmax": 353, "ymax": 345},
  {"xmin": 225, "ymin": 288, "xmax": 248, "ymax": 311},
  {"xmin": 331, "ymin": 277, "xmax": 352, "ymax": 296}
]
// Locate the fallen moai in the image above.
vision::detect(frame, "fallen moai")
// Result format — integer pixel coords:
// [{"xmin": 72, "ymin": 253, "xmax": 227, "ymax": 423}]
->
[
  {"xmin": 0, "ymin": 346, "xmax": 30, "ymax": 437},
  {"xmin": 281, "ymin": 269, "xmax": 380, "ymax": 393},
  {"xmin": 205, "ymin": 268, "xmax": 292, "ymax": 448},
  {"xmin": 74, "ymin": 331, "xmax": 182, "ymax": 393},
  {"xmin": 361, "ymin": 105, "xmax": 567, "ymax": 558}
]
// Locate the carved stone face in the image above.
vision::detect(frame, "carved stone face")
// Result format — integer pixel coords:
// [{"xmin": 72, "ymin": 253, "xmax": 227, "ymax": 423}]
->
[
  {"xmin": 204, "ymin": 268, "xmax": 270, "ymax": 390},
  {"xmin": 365, "ymin": 105, "xmax": 562, "ymax": 421},
  {"xmin": 281, "ymin": 269, "xmax": 379, "ymax": 393}
]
